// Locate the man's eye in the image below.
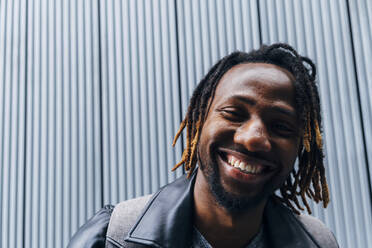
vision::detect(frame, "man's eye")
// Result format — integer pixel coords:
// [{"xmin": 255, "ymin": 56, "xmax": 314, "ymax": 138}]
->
[
  {"xmin": 274, "ymin": 123, "xmax": 290, "ymax": 130},
  {"xmin": 272, "ymin": 122, "xmax": 294, "ymax": 135},
  {"xmin": 220, "ymin": 109, "xmax": 244, "ymax": 121}
]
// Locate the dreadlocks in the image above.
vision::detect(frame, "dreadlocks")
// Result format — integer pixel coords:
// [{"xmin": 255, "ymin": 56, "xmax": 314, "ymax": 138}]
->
[{"xmin": 171, "ymin": 43, "xmax": 329, "ymax": 214}]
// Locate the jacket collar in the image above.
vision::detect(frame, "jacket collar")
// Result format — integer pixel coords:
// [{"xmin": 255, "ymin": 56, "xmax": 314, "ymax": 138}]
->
[
  {"xmin": 125, "ymin": 173, "xmax": 195, "ymax": 248},
  {"xmin": 263, "ymin": 199, "xmax": 320, "ymax": 247},
  {"xmin": 125, "ymin": 171, "xmax": 320, "ymax": 248}
]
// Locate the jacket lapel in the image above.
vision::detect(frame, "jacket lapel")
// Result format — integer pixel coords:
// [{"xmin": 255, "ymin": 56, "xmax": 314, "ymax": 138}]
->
[
  {"xmin": 264, "ymin": 199, "xmax": 320, "ymax": 248},
  {"xmin": 125, "ymin": 173, "xmax": 195, "ymax": 248}
]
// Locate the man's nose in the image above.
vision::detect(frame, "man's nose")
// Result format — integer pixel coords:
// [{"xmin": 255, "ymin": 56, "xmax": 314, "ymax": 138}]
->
[{"xmin": 234, "ymin": 118, "xmax": 272, "ymax": 152}]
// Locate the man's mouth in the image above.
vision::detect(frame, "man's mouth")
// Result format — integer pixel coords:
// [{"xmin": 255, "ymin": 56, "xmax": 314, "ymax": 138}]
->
[
  {"xmin": 226, "ymin": 155, "xmax": 264, "ymax": 174},
  {"xmin": 218, "ymin": 148, "xmax": 276, "ymax": 176}
]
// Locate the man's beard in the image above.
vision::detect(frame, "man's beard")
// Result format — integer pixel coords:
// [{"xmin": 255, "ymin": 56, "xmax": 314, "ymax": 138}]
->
[{"xmin": 198, "ymin": 152, "xmax": 273, "ymax": 214}]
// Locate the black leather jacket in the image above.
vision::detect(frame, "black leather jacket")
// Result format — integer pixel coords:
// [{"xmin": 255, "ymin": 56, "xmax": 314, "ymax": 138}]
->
[{"xmin": 68, "ymin": 172, "xmax": 337, "ymax": 248}]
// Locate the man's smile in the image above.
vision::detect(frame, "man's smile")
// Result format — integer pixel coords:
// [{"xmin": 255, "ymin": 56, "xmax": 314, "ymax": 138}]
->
[
  {"xmin": 227, "ymin": 156, "xmax": 265, "ymax": 174},
  {"xmin": 218, "ymin": 147, "xmax": 276, "ymax": 172},
  {"xmin": 217, "ymin": 148, "xmax": 278, "ymax": 186}
]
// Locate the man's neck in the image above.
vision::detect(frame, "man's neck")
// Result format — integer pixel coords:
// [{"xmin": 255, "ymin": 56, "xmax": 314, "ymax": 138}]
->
[{"xmin": 193, "ymin": 171, "xmax": 267, "ymax": 248}]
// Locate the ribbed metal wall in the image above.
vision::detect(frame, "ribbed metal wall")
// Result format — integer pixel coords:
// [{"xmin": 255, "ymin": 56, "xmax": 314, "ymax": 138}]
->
[
  {"xmin": 99, "ymin": 0, "xmax": 183, "ymax": 206},
  {"xmin": 348, "ymin": 0, "xmax": 372, "ymax": 194},
  {"xmin": 0, "ymin": 0, "xmax": 27, "ymax": 247},
  {"xmin": 22, "ymin": 0, "xmax": 103, "ymax": 247},
  {"xmin": 1, "ymin": 1, "xmax": 371, "ymax": 248}
]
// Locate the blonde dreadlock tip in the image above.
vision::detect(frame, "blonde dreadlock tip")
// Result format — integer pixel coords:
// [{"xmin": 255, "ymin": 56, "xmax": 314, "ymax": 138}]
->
[
  {"xmin": 171, "ymin": 160, "xmax": 184, "ymax": 171},
  {"xmin": 172, "ymin": 120, "xmax": 187, "ymax": 147},
  {"xmin": 314, "ymin": 119, "xmax": 323, "ymax": 147},
  {"xmin": 172, "ymin": 133, "xmax": 181, "ymax": 147},
  {"xmin": 303, "ymin": 138, "xmax": 311, "ymax": 152}
]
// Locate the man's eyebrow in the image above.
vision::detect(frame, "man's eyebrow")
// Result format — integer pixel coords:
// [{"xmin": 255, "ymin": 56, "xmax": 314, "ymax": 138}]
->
[
  {"xmin": 233, "ymin": 95, "xmax": 296, "ymax": 118},
  {"xmin": 270, "ymin": 106, "xmax": 297, "ymax": 118},
  {"xmin": 233, "ymin": 95, "xmax": 256, "ymax": 106}
]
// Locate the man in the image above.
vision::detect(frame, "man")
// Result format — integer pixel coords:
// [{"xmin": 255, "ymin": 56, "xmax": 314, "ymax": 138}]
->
[{"xmin": 68, "ymin": 43, "xmax": 339, "ymax": 248}]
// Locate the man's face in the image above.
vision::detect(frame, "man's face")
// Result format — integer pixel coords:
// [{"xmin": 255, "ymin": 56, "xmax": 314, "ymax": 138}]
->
[{"xmin": 197, "ymin": 63, "xmax": 302, "ymax": 212}]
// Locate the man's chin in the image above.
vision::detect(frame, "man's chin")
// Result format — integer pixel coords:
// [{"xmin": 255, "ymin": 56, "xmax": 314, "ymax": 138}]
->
[
  {"xmin": 209, "ymin": 177, "xmax": 269, "ymax": 213},
  {"xmin": 198, "ymin": 154, "xmax": 271, "ymax": 213},
  {"xmin": 202, "ymin": 166, "xmax": 269, "ymax": 213}
]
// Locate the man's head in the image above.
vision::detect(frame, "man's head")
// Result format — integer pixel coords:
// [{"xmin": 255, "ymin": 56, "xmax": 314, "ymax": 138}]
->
[{"xmin": 172, "ymin": 43, "xmax": 329, "ymax": 214}]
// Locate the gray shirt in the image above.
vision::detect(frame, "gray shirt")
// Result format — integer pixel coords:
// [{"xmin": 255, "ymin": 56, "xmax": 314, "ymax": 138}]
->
[{"xmin": 191, "ymin": 225, "xmax": 268, "ymax": 248}]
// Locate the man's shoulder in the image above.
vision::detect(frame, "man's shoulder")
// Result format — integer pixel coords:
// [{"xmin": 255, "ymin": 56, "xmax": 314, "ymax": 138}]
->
[
  {"xmin": 106, "ymin": 194, "xmax": 154, "ymax": 247},
  {"xmin": 108, "ymin": 194, "xmax": 153, "ymax": 231},
  {"xmin": 294, "ymin": 213, "xmax": 339, "ymax": 248},
  {"xmin": 67, "ymin": 195, "xmax": 153, "ymax": 248},
  {"xmin": 67, "ymin": 205, "xmax": 115, "ymax": 248},
  {"xmin": 265, "ymin": 199, "xmax": 339, "ymax": 248},
  {"xmin": 114, "ymin": 194, "xmax": 153, "ymax": 211}
]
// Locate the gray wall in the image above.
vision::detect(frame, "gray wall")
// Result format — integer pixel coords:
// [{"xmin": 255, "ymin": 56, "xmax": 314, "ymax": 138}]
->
[{"xmin": 1, "ymin": 0, "xmax": 371, "ymax": 247}]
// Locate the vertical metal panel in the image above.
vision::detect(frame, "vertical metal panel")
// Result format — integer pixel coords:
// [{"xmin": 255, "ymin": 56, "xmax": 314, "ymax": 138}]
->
[
  {"xmin": 0, "ymin": 1, "xmax": 371, "ymax": 247},
  {"xmin": 100, "ymin": 0, "xmax": 183, "ymax": 206},
  {"xmin": 0, "ymin": 0, "xmax": 27, "ymax": 247},
  {"xmin": 21, "ymin": 0, "xmax": 102, "ymax": 247},
  {"xmin": 176, "ymin": 0, "xmax": 261, "ymax": 114},
  {"xmin": 348, "ymin": 0, "xmax": 372, "ymax": 195},
  {"xmin": 259, "ymin": 0, "xmax": 372, "ymax": 247}
]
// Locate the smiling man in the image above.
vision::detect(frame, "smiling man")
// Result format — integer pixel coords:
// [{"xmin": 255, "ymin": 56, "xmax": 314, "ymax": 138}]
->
[{"xmin": 68, "ymin": 43, "xmax": 339, "ymax": 248}]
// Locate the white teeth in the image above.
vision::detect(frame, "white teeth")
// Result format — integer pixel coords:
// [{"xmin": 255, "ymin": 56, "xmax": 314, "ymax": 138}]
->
[
  {"xmin": 234, "ymin": 160, "xmax": 240, "ymax": 168},
  {"xmin": 239, "ymin": 162, "xmax": 245, "ymax": 170},
  {"xmin": 252, "ymin": 166, "xmax": 257, "ymax": 173},
  {"xmin": 227, "ymin": 155, "xmax": 263, "ymax": 174},
  {"xmin": 231, "ymin": 157, "xmax": 236, "ymax": 165}
]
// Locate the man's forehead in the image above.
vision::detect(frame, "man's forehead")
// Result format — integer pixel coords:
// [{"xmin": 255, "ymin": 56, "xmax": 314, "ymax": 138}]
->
[
  {"xmin": 214, "ymin": 63, "xmax": 296, "ymax": 103},
  {"xmin": 216, "ymin": 63, "xmax": 295, "ymax": 93}
]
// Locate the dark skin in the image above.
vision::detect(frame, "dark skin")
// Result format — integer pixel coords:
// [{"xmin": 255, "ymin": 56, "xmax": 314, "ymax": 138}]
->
[{"xmin": 193, "ymin": 63, "xmax": 302, "ymax": 248}]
